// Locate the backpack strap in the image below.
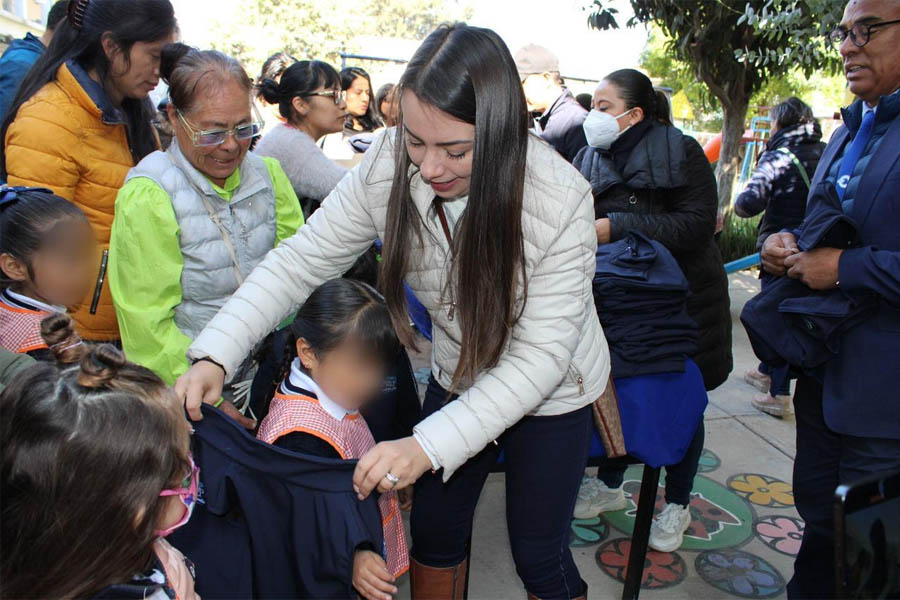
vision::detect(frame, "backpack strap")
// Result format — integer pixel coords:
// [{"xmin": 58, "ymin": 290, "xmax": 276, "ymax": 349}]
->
[{"xmin": 776, "ymin": 147, "xmax": 811, "ymax": 189}]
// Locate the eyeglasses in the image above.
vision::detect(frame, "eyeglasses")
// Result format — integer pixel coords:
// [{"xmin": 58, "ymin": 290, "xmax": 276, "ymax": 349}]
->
[
  {"xmin": 828, "ymin": 18, "xmax": 900, "ymax": 48},
  {"xmin": 304, "ymin": 89, "xmax": 346, "ymax": 106},
  {"xmin": 176, "ymin": 106, "xmax": 265, "ymax": 147},
  {"xmin": 160, "ymin": 459, "xmax": 199, "ymax": 499}
]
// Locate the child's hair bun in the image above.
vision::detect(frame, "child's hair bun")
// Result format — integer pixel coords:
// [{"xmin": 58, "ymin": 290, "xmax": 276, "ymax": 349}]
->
[
  {"xmin": 40, "ymin": 313, "xmax": 87, "ymax": 365},
  {"xmin": 76, "ymin": 345, "xmax": 127, "ymax": 389}
]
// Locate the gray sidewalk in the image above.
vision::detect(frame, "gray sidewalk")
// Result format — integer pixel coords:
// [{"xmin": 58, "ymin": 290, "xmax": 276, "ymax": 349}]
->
[{"xmin": 398, "ymin": 270, "xmax": 801, "ymax": 599}]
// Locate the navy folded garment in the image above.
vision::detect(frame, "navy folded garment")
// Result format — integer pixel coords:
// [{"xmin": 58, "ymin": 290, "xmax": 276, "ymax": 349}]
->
[
  {"xmin": 594, "ymin": 230, "xmax": 699, "ymax": 378},
  {"xmin": 741, "ymin": 182, "xmax": 876, "ymax": 370},
  {"xmin": 168, "ymin": 405, "xmax": 385, "ymax": 599},
  {"xmin": 595, "ymin": 230, "xmax": 692, "ymax": 291},
  {"xmin": 741, "ymin": 276, "xmax": 876, "ymax": 369}
]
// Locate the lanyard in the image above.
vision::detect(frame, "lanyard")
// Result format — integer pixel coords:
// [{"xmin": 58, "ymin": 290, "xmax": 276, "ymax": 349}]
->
[
  {"xmin": 434, "ymin": 201, "xmax": 457, "ymax": 320},
  {"xmin": 435, "ymin": 201, "xmax": 455, "ymax": 250}
]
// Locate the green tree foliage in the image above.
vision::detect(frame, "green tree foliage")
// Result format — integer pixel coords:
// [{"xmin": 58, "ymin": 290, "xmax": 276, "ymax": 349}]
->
[
  {"xmin": 586, "ymin": 0, "xmax": 845, "ymax": 209},
  {"xmin": 210, "ymin": 0, "xmax": 471, "ymax": 76},
  {"xmin": 641, "ymin": 27, "xmax": 846, "ymax": 131}
]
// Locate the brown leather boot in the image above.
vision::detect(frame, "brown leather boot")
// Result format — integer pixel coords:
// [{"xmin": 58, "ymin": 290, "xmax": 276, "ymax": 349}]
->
[{"xmin": 410, "ymin": 557, "xmax": 468, "ymax": 600}]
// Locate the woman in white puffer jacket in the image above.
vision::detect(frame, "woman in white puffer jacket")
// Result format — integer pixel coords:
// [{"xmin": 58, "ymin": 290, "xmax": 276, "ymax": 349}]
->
[{"xmin": 176, "ymin": 23, "xmax": 610, "ymax": 599}]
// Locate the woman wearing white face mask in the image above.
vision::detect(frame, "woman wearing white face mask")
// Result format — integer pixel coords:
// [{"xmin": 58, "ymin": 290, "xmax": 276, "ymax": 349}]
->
[{"xmin": 572, "ymin": 69, "xmax": 731, "ymax": 554}]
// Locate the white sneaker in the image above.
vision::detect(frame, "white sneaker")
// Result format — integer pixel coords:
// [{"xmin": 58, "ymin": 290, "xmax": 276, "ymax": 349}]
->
[
  {"xmin": 743, "ymin": 368, "xmax": 772, "ymax": 394},
  {"xmin": 648, "ymin": 503, "xmax": 692, "ymax": 553},
  {"xmin": 573, "ymin": 477, "xmax": 627, "ymax": 519},
  {"xmin": 752, "ymin": 394, "xmax": 792, "ymax": 418}
]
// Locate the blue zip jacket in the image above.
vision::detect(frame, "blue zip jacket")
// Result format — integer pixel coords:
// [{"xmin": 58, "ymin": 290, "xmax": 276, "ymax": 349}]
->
[{"xmin": 0, "ymin": 32, "xmax": 44, "ymax": 124}]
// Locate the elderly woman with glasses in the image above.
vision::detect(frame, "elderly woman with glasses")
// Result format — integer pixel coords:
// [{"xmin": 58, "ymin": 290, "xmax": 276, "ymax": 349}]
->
[
  {"xmin": 107, "ymin": 43, "xmax": 303, "ymax": 420},
  {"xmin": 254, "ymin": 59, "xmax": 351, "ymax": 218}
]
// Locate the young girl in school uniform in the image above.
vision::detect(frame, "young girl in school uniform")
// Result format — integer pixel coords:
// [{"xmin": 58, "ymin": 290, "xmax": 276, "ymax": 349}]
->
[
  {"xmin": 0, "ymin": 186, "xmax": 95, "ymax": 359},
  {"xmin": 0, "ymin": 314, "xmax": 199, "ymax": 599},
  {"xmin": 256, "ymin": 278, "xmax": 409, "ymax": 600}
]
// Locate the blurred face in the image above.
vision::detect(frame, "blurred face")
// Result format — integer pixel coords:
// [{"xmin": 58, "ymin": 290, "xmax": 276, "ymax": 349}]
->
[
  {"xmin": 170, "ymin": 79, "xmax": 254, "ymax": 187},
  {"xmin": 0, "ymin": 217, "xmax": 96, "ymax": 307},
  {"xmin": 520, "ymin": 72, "xmax": 559, "ymax": 113},
  {"xmin": 298, "ymin": 338, "xmax": 389, "ymax": 411},
  {"xmin": 400, "ymin": 90, "xmax": 474, "ymax": 199},
  {"xmin": 155, "ymin": 406, "xmax": 196, "ymax": 534},
  {"xmin": 105, "ymin": 35, "xmax": 174, "ymax": 101},
  {"xmin": 380, "ymin": 94, "xmax": 400, "ymax": 128},
  {"xmin": 592, "ymin": 80, "xmax": 644, "ymax": 131},
  {"xmin": 839, "ymin": 0, "xmax": 900, "ymax": 104},
  {"xmin": 292, "ymin": 84, "xmax": 348, "ymax": 140},
  {"xmin": 345, "ymin": 76, "xmax": 371, "ymax": 118}
]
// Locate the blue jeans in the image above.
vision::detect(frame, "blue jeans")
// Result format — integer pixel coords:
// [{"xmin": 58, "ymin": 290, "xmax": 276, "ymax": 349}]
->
[
  {"xmin": 596, "ymin": 421, "xmax": 705, "ymax": 507},
  {"xmin": 759, "ymin": 272, "xmax": 791, "ymax": 396},
  {"xmin": 410, "ymin": 377, "xmax": 591, "ymax": 599}
]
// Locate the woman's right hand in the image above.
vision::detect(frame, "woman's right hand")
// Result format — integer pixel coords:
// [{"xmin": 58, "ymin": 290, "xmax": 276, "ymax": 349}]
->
[{"xmin": 174, "ymin": 360, "xmax": 227, "ymax": 421}]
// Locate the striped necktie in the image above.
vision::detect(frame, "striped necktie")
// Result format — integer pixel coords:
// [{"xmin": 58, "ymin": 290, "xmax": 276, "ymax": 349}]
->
[{"xmin": 835, "ymin": 108, "xmax": 876, "ymax": 214}]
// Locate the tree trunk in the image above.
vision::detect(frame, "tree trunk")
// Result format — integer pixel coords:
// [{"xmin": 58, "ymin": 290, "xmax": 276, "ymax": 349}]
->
[{"xmin": 716, "ymin": 94, "xmax": 750, "ymax": 212}]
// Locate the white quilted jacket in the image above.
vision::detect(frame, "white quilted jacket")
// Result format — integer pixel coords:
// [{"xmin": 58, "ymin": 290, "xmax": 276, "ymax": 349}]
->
[{"xmin": 188, "ymin": 130, "xmax": 611, "ymax": 478}]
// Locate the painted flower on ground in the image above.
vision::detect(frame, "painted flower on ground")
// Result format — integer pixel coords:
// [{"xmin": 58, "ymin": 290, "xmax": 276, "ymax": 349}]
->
[
  {"xmin": 570, "ymin": 516, "xmax": 609, "ymax": 547},
  {"xmin": 755, "ymin": 516, "xmax": 805, "ymax": 556},
  {"xmin": 695, "ymin": 549, "xmax": 785, "ymax": 598},
  {"xmin": 698, "ymin": 448, "xmax": 722, "ymax": 473},
  {"xmin": 596, "ymin": 538, "xmax": 686, "ymax": 589},
  {"xmin": 728, "ymin": 474, "xmax": 794, "ymax": 507}
]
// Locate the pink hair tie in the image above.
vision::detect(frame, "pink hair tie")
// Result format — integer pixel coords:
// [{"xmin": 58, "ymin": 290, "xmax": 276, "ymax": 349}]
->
[{"xmin": 51, "ymin": 340, "xmax": 84, "ymax": 353}]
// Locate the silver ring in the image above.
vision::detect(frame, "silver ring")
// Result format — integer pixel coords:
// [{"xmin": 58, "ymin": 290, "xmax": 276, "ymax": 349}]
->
[{"xmin": 384, "ymin": 471, "xmax": 400, "ymax": 486}]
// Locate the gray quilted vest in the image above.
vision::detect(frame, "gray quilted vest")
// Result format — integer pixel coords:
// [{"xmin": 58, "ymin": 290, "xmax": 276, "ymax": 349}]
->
[{"xmin": 125, "ymin": 143, "xmax": 277, "ymax": 378}]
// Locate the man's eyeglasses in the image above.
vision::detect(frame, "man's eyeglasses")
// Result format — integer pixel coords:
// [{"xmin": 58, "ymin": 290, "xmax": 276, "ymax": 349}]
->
[
  {"xmin": 176, "ymin": 106, "xmax": 265, "ymax": 147},
  {"xmin": 304, "ymin": 89, "xmax": 346, "ymax": 106},
  {"xmin": 829, "ymin": 18, "xmax": 900, "ymax": 48}
]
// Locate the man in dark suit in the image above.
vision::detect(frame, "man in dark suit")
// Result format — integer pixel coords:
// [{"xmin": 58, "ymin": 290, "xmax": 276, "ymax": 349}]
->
[{"xmin": 760, "ymin": 0, "xmax": 900, "ymax": 597}]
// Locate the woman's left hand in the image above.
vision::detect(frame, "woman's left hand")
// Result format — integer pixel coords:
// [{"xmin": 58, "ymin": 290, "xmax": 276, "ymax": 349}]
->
[{"xmin": 353, "ymin": 437, "xmax": 433, "ymax": 500}]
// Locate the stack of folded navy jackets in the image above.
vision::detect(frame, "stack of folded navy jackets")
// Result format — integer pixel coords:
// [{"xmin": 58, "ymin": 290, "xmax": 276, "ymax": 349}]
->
[{"xmin": 594, "ymin": 230, "xmax": 698, "ymax": 378}]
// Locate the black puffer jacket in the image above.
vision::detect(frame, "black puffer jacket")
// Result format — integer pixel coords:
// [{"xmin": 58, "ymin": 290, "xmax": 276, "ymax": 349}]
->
[
  {"xmin": 574, "ymin": 121, "xmax": 733, "ymax": 390},
  {"xmin": 734, "ymin": 121, "xmax": 825, "ymax": 249}
]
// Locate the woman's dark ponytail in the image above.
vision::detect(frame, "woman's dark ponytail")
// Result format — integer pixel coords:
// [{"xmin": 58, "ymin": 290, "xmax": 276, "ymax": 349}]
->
[
  {"xmin": 258, "ymin": 78, "xmax": 282, "ymax": 106},
  {"xmin": 603, "ymin": 68, "xmax": 672, "ymax": 126},
  {"xmin": 160, "ymin": 42, "xmax": 193, "ymax": 85},
  {"xmin": 654, "ymin": 90, "xmax": 672, "ymax": 126}
]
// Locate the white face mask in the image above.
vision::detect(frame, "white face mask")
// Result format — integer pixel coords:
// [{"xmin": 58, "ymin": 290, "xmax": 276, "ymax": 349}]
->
[{"xmin": 583, "ymin": 108, "xmax": 635, "ymax": 150}]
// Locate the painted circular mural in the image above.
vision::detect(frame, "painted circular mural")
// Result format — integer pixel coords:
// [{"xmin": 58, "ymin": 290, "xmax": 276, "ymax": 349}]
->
[
  {"xmin": 596, "ymin": 538, "xmax": 687, "ymax": 589},
  {"xmin": 754, "ymin": 515, "xmax": 805, "ymax": 557},
  {"xmin": 604, "ymin": 466, "xmax": 755, "ymax": 551},
  {"xmin": 695, "ymin": 549, "xmax": 786, "ymax": 598}
]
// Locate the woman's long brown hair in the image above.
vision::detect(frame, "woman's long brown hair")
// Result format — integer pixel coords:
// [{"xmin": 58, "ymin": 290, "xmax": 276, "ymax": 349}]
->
[
  {"xmin": 379, "ymin": 23, "xmax": 529, "ymax": 392},
  {"xmin": 0, "ymin": 314, "xmax": 192, "ymax": 599}
]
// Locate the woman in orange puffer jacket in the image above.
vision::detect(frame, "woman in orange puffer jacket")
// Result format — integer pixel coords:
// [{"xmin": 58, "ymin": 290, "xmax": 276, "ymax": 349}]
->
[{"xmin": 1, "ymin": 0, "xmax": 177, "ymax": 342}]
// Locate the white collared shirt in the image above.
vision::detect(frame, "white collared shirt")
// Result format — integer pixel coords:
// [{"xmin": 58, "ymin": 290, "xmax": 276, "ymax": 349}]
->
[
  {"xmin": 3, "ymin": 289, "xmax": 65, "ymax": 313},
  {"xmin": 286, "ymin": 358, "xmax": 359, "ymax": 421}
]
